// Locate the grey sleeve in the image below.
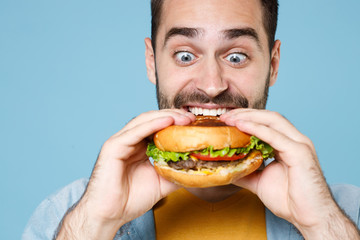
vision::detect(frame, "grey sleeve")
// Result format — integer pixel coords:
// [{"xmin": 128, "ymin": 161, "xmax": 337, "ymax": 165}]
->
[
  {"xmin": 22, "ymin": 178, "xmax": 88, "ymax": 240},
  {"xmin": 330, "ymin": 184, "xmax": 360, "ymax": 228}
]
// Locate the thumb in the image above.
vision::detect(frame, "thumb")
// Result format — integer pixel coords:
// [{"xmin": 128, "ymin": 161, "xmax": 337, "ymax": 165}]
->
[
  {"xmin": 158, "ymin": 175, "xmax": 181, "ymax": 199},
  {"xmin": 232, "ymin": 171, "xmax": 261, "ymax": 194}
]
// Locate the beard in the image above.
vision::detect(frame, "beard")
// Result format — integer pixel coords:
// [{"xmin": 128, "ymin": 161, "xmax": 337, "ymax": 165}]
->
[{"xmin": 155, "ymin": 71, "xmax": 270, "ymax": 110}]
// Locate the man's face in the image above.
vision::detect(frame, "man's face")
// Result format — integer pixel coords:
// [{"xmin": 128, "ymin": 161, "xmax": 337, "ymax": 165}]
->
[{"xmin": 145, "ymin": 0, "xmax": 280, "ymax": 114}]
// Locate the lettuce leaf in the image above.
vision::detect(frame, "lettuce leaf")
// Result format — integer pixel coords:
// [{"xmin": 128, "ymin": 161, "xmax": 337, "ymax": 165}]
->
[
  {"xmin": 146, "ymin": 136, "xmax": 274, "ymax": 162},
  {"xmin": 146, "ymin": 143, "xmax": 190, "ymax": 162}
]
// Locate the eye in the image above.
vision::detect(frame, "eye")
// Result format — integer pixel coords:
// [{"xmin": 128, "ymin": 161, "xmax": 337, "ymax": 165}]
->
[
  {"xmin": 174, "ymin": 51, "xmax": 196, "ymax": 64},
  {"xmin": 225, "ymin": 53, "xmax": 247, "ymax": 65}
]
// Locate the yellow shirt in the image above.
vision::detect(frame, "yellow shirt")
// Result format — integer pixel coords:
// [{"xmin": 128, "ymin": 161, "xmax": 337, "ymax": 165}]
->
[{"xmin": 154, "ymin": 188, "xmax": 267, "ymax": 240}]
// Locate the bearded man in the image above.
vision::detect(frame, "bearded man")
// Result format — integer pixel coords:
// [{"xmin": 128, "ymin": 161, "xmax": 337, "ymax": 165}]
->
[{"xmin": 23, "ymin": 0, "xmax": 360, "ymax": 239}]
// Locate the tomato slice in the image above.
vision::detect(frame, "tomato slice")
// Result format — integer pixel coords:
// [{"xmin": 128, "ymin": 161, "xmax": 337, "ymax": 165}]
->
[{"xmin": 190, "ymin": 152, "xmax": 247, "ymax": 161}]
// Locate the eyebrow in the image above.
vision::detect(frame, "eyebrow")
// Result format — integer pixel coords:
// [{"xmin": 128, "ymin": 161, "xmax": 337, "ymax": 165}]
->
[
  {"xmin": 164, "ymin": 27, "xmax": 202, "ymax": 48},
  {"xmin": 222, "ymin": 28, "xmax": 262, "ymax": 50},
  {"xmin": 163, "ymin": 26, "xmax": 261, "ymax": 50}
]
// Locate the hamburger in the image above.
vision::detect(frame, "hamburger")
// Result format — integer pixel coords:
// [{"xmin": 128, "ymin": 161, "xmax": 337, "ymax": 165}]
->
[{"xmin": 146, "ymin": 115, "xmax": 274, "ymax": 188}]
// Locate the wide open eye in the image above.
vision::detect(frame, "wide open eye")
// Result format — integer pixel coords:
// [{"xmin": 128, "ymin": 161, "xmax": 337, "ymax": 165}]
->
[
  {"xmin": 225, "ymin": 53, "xmax": 247, "ymax": 65},
  {"xmin": 175, "ymin": 51, "xmax": 196, "ymax": 64}
]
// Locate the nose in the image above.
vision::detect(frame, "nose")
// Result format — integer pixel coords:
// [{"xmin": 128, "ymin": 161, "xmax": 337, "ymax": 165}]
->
[{"xmin": 195, "ymin": 57, "xmax": 228, "ymax": 98}]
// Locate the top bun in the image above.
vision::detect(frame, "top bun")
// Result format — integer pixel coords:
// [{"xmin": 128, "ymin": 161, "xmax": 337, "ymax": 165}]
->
[{"xmin": 153, "ymin": 116, "xmax": 251, "ymax": 152}]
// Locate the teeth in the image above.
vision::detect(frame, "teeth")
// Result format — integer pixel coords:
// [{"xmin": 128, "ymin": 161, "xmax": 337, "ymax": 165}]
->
[
  {"xmin": 188, "ymin": 107, "xmax": 229, "ymax": 116},
  {"xmin": 194, "ymin": 107, "xmax": 199, "ymax": 115},
  {"xmin": 209, "ymin": 109, "xmax": 217, "ymax": 116},
  {"xmin": 203, "ymin": 109, "xmax": 210, "ymax": 116}
]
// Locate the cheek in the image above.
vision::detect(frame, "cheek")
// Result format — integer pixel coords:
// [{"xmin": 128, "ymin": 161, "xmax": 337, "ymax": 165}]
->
[
  {"xmin": 227, "ymin": 64, "xmax": 269, "ymax": 101},
  {"xmin": 156, "ymin": 56, "xmax": 193, "ymax": 98}
]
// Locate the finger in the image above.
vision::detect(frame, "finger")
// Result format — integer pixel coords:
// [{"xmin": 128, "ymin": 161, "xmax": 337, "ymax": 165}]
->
[
  {"xmin": 101, "ymin": 116, "xmax": 174, "ymax": 160},
  {"xmin": 232, "ymin": 170, "xmax": 261, "ymax": 194},
  {"xmin": 125, "ymin": 109, "xmax": 194, "ymax": 130},
  {"xmin": 106, "ymin": 113, "xmax": 198, "ymax": 162},
  {"xmin": 222, "ymin": 109, "xmax": 299, "ymax": 138},
  {"xmin": 158, "ymin": 175, "xmax": 181, "ymax": 199},
  {"xmin": 221, "ymin": 109, "xmax": 311, "ymax": 146},
  {"xmin": 233, "ymin": 119, "xmax": 312, "ymax": 167},
  {"xmin": 234, "ymin": 119, "xmax": 292, "ymax": 152},
  {"xmin": 117, "ymin": 109, "xmax": 195, "ymax": 136},
  {"xmin": 115, "ymin": 116, "xmax": 175, "ymax": 146}
]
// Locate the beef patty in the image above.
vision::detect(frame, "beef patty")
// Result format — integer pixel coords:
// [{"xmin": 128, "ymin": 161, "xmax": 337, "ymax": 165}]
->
[{"xmin": 167, "ymin": 157, "xmax": 246, "ymax": 171}]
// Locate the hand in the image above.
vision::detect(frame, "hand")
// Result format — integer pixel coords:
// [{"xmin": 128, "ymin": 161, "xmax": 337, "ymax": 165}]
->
[
  {"xmin": 221, "ymin": 109, "xmax": 359, "ymax": 239},
  {"xmin": 57, "ymin": 109, "xmax": 195, "ymax": 239}
]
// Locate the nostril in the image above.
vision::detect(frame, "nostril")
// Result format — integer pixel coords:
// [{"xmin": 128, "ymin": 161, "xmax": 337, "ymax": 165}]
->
[{"xmin": 200, "ymin": 86, "xmax": 228, "ymax": 98}]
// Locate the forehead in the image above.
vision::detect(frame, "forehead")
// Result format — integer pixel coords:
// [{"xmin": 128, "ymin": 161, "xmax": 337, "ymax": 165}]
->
[{"xmin": 158, "ymin": 0, "xmax": 266, "ymax": 46}]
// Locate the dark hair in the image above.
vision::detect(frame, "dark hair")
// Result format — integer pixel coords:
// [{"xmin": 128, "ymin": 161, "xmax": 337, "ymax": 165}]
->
[{"xmin": 151, "ymin": 0, "xmax": 278, "ymax": 52}]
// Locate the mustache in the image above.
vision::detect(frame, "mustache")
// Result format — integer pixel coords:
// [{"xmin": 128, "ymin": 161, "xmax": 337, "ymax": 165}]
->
[{"xmin": 173, "ymin": 90, "xmax": 249, "ymax": 109}]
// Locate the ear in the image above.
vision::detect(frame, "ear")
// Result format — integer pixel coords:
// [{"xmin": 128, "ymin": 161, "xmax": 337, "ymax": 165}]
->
[
  {"xmin": 145, "ymin": 38, "xmax": 157, "ymax": 85},
  {"xmin": 269, "ymin": 40, "xmax": 281, "ymax": 86}
]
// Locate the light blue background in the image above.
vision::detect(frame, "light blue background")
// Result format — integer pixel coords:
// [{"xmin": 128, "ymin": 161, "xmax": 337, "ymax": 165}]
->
[{"xmin": 1, "ymin": 0, "xmax": 360, "ymax": 238}]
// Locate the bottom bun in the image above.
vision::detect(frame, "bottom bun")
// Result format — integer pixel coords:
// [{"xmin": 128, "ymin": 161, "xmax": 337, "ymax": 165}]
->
[{"xmin": 154, "ymin": 150, "xmax": 263, "ymax": 188}]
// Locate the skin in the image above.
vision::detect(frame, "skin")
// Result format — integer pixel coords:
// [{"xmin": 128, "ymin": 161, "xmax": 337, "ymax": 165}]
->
[
  {"xmin": 145, "ymin": 0, "xmax": 279, "ymax": 202},
  {"xmin": 147, "ymin": 0, "xmax": 279, "ymax": 108},
  {"xmin": 57, "ymin": 0, "xmax": 360, "ymax": 239}
]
